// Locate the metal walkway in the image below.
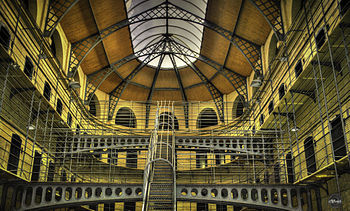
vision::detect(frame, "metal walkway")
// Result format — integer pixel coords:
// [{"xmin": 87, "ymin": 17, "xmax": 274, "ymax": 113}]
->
[{"xmin": 5, "ymin": 182, "xmax": 309, "ymax": 211}]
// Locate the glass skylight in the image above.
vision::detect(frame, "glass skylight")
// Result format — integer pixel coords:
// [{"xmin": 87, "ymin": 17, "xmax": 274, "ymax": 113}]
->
[{"xmin": 125, "ymin": 0, "xmax": 208, "ymax": 69}]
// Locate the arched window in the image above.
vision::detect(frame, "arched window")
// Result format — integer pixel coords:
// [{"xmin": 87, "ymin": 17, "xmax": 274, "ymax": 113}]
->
[
  {"xmin": 56, "ymin": 98, "xmax": 63, "ymax": 115},
  {"xmin": 268, "ymin": 34, "xmax": 278, "ymax": 65},
  {"xmin": 73, "ymin": 70, "xmax": 81, "ymax": 96},
  {"xmin": 43, "ymin": 81, "xmax": 51, "ymax": 101},
  {"xmin": 232, "ymin": 97, "xmax": 245, "ymax": 119},
  {"xmin": 115, "ymin": 107, "xmax": 137, "ymax": 128},
  {"xmin": 51, "ymin": 30, "xmax": 64, "ymax": 66},
  {"xmin": 7, "ymin": 134, "xmax": 22, "ymax": 174},
  {"xmin": 304, "ymin": 137, "xmax": 316, "ymax": 174},
  {"xmin": 67, "ymin": 112, "xmax": 72, "ymax": 127},
  {"xmin": 291, "ymin": 0, "xmax": 304, "ymax": 22},
  {"xmin": 31, "ymin": 151, "xmax": 41, "ymax": 181},
  {"xmin": 197, "ymin": 108, "xmax": 218, "ymax": 129},
  {"xmin": 23, "ymin": 56, "xmax": 34, "ymax": 79},
  {"xmin": 279, "ymin": 83, "xmax": 285, "ymax": 100},
  {"xmin": 286, "ymin": 152, "xmax": 294, "ymax": 183},
  {"xmin": 0, "ymin": 23, "xmax": 11, "ymax": 50},
  {"xmin": 88, "ymin": 94, "xmax": 99, "ymax": 117},
  {"xmin": 158, "ymin": 112, "xmax": 179, "ymax": 130},
  {"xmin": 330, "ymin": 115, "xmax": 347, "ymax": 160},
  {"xmin": 22, "ymin": 0, "xmax": 37, "ymax": 21}
]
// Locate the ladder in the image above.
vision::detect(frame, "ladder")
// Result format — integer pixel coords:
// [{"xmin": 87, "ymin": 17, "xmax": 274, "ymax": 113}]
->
[{"xmin": 142, "ymin": 102, "xmax": 176, "ymax": 211}]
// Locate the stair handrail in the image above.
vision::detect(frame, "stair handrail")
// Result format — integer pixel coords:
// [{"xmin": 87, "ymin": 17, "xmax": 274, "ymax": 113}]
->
[{"xmin": 142, "ymin": 104, "xmax": 160, "ymax": 211}]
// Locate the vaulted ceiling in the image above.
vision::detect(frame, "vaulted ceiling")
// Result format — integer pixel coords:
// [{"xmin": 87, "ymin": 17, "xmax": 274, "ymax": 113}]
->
[{"xmin": 60, "ymin": 0, "xmax": 271, "ymax": 102}]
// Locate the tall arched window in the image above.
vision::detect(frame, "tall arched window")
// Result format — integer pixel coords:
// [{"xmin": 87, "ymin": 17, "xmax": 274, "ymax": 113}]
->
[
  {"xmin": 115, "ymin": 107, "xmax": 137, "ymax": 128},
  {"xmin": 24, "ymin": 56, "xmax": 34, "ymax": 79},
  {"xmin": 88, "ymin": 94, "xmax": 99, "ymax": 117},
  {"xmin": 7, "ymin": 134, "xmax": 22, "ymax": 174},
  {"xmin": 56, "ymin": 98, "xmax": 63, "ymax": 116},
  {"xmin": 158, "ymin": 112, "xmax": 179, "ymax": 130},
  {"xmin": 268, "ymin": 34, "xmax": 278, "ymax": 65},
  {"xmin": 291, "ymin": 0, "xmax": 304, "ymax": 22},
  {"xmin": 232, "ymin": 97, "xmax": 245, "ymax": 119},
  {"xmin": 22, "ymin": 0, "xmax": 37, "ymax": 20},
  {"xmin": 304, "ymin": 137, "xmax": 316, "ymax": 174},
  {"xmin": 73, "ymin": 71, "xmax": 81, "ymax": 96},
  {"xmin": 43, "ymin": 81, "xmax": 51, "ymax": 102},
  {"xmin": 0, "ymin": 23, "xmax": 11, "ymax": 50},
  {"xmin": 330, "ymin": 115, "xmax": 347, "ymax": 160},
  {"xmin": 197, "ymin": 108, "xmax": 218, "ymax": 129},
  {"xmin": 51, "ymin": 30, "xmax": 64, "ymax": 66},
  {"xmin": 286, "ymin": 152, "xmax": 294, "ymax": 183}
]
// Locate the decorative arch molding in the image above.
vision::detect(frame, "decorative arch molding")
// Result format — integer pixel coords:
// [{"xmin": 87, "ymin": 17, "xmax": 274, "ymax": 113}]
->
[
  {"xmin": 51, "ymin": 30, "xmax": 64, "ymax": 68},
  {"xmin": 232, "ymin": 95, "xmax": 245, "ymax": 119},
  {"xmin": 87, "ymin": 93, "xmax": 99, "ymax": 118},
  {"xmin": 67, "ymin": 1, "xmax": 262, "ymax": 79}
]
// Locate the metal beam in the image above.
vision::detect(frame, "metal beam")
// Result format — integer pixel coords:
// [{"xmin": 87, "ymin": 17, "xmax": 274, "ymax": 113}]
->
[
  {"xmin": 7, "ymin": 182, "xmax": 306, "ymax": 211},
  {"xmin": 84, "ymin": 41, "xmax": 163, "ymax": 105},
  {"xmin": 67, "ymin": 1, "xmax": 263, "ymax": 79},
  {"xmin": 107, "ymin": 52, "xmax": 162, "ymax": 120},
  {"xmin": 174, "ymin": 53, "xmax": 225, "ymax": 123},
  {"xmin": 43, "ymin": 0, "xmax": 80, "ymax": 37},
  {"xmin": 248, "ymin": 0, "xmax": 284, "ymax": 40},
  {"xmin": 145, "ymin": 54, "xmax": 165, "ymax": 127},
  {"xmin": 85, "ymin": 40, "xmax": 247, "ymax": 118},
  {"xmin": 64, "ymin": 135, "xmax": 274, "ymax": 156},
  {"xmin": 169, "ymin": 54, "xmax": 189, "ymax": 128}
]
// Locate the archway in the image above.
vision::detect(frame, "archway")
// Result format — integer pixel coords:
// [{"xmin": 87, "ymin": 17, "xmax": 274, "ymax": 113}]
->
[
  {"xmin": 115, "ymin": 107, "xmax": 137, "ymax": 128},
  {"xmin": 197, "ymin": 108, "xmax": 218, "ymax": 129}
]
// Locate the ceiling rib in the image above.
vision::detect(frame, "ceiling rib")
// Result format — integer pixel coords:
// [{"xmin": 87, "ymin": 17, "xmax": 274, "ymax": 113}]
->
[
  {"xmin": 173, "ymin": 52, "xmax": 224, "ymax": 123},
  {"xmin": 169, "ymin": 53, "xmax": 189, "ymax": 128},
  {"xmin": 87, "ymin": 0, "xmax": 113, "ymax": 80},
  {"xmin": 248, "ymin": 0, "xmax": 284, "ymax": 40},
  {"xmin": 145, "ymin": 53, "xmax": 166, "ymax": 127},
  {"xmin": 67, "ymin": 1, "xmax": 263, "ymax": 80},
  {"xmin": 43, "ymin": 0, "xmax": 80, "ymax": 37},
  {"xmin": 85, "ymin": 40, "xmax": 248, "ymax": 106}
]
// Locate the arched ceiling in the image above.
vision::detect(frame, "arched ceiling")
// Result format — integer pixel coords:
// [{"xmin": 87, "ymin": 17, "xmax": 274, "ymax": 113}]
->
[{"xmin": 60, "ymin": 0, "xmax": 271, "ymax": 102}]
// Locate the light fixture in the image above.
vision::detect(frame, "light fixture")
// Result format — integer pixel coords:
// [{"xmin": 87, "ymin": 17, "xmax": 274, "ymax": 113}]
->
[
  {"xmin": 68, "ymin": 81, "xmax": 81, "ymax": 89},
  {"xmin": 27, "ymin": 124, "xmax": 35, "ymax": 130},
  {"xmin": 250, "ymin": 79, "xmax": 263, "ymax": 87},
  {"xmin": 38, "ymin": 53, "xmax": 47, "ymax": 60},
  {"xmin": 290, "ymin": 126, "xmax": 300, "ymax": 132},
  {"xmin": 67, "ymin": 68, "xmax": 75, "ymax": 78},
  {"xmin": 279, "ymin": 56, "xmax": 288, "ymax": 62},
  {"xmin": 11, "ymin": 63, "xmax": 20, "ymax": 70}
]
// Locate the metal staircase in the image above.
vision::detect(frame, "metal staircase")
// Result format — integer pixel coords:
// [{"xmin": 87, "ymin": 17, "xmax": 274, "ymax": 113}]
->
[{"xmin": 143, "ymin": 102, "xmax": 176, "ymax": 211}]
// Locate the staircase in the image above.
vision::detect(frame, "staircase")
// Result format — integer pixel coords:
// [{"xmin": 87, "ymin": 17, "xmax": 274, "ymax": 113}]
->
[{"xmin": 143, "ymin": 102, "xmax": 176, "ymax": 211}]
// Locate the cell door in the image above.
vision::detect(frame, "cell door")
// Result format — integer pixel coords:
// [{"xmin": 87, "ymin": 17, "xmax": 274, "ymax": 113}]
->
[
  {"xmin": 31, "ymin": 151, "xmax": 42, "ymax": 181},
  {"xmin": 7, "ymin": 134, "xmax": 22, "ymax": 174},
  {"xmin": 331, "ymin": 115, "xmax": 347, "ymax": 160}
]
